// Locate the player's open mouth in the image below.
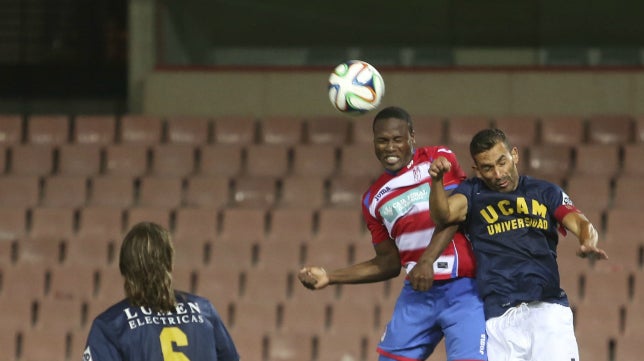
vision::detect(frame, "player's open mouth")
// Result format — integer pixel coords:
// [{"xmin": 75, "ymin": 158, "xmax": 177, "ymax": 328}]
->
[{"xmin": 384, "ymin": 156, "xmax": 399, "ymax": 164}]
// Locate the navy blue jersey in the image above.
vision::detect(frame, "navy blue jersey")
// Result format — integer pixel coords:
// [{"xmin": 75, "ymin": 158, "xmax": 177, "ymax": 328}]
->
[
  {"xmin": 82, "ymin": 292, "xmax": 239, "ymax": 361},
  {"xmin": 455, "ymin": 175, "xmax": 572, "ymax": 319}
]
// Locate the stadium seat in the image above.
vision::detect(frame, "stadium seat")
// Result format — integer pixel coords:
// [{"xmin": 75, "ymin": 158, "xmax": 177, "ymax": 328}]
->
[
  {"xmin": 0, "ymin": 175, "xmax": 40, "ymax": 208},
  {"xmin": 493, "ymin": 116, "xmax": 539, "ymax": 147},
  {"xmin": 219, "ymin": 208, "xmax": 267, "ymax": 244},
  {"xmin": 245, "ymin": 144, "xmax": 291, "ymax": 177},
  {"xmin": 88, "ymin": 176, "xmax": 134, "ymax": 208},
  {"xmin": 166, "ymin": 115, "xmax": 211, "ymax": 144},
  {"xmin": 276, "ymin": 176, "xmax": 326, "ymax": 210},
  {"xmin": 0, "ymin": 207, "xmax": 28, "ymax": 241},
  {"xmin": 281, "ymin": 298, "xmax": 332, "ymax": 335},
  {"xmin": 586, "ymin": 114, "xmax": 634, "ymax": 144},
  {"xmin": 635, "ymin": 116, "xmax": 644, "ymax": 143},
  {"xmin": 266, "ymin": 207, "xmax": 315, "ymax": 242},
  {"xmin": 118, "ymin": 114, "xmax": 163, "ymax": 145},
  {"xmin": 172, "ymin": 239, "xmax": 211, "ymax": 269},
  {"xmin": 304, "ymin": 241, "xmax": 352, "ymax": 271},
  {"xmin": 0, "ymin": 297, "xmax": 32, "ymax": 340},
  {"xmin": 239, "ymin": 268, "xmax": 291, "ymax": 302},
  {"xmin": 229, "ymin": 298, "xmax": 279, "ymax": 336},
  {"xmin": 0, "ymin": 114, "xmax": 23, "ymax": 145},
  {"xmin": 572, "ymin": 144, "xmax": 621, "ymax": 178},
  {"xmin": 173, "ymin": 207, "xmax": 219, "ymax": 243},
  {"xmin": 19, "ymin": 328, "xmax": 73, "ymax": 361},
  {"xmin": 612, "ymin": 176, "xmax": 644, "ymax": 210},
  {"xmin": 17, "ymin": 237, "xmax": 66, "ymax": 266},
  {"xmin": 620, "ymin": 144, "xmax": 644, "ymax": 177},
  {"xmin": 327, "ymin": 175, "xmax": 372, "ymax": 208},
  {"xmin": 331, "ymin": 298, "xmax": 382, "ymax": 336},
  {"xmin": 41, "ymin": 175, "xmax": 88, "ymax": 208},
  {"xmin": 315, "ymin": 207, "xmax": 366, "ymax": 243},
  {"xmin": 76, "ymin": 206, "xmax": 124, "ymax": 241},
  {"xmin": 0, "ymin": 262, "xmax": 48, "ymax": 299},
  {"xmin": 73, "ymin": 114, "xmax": 117, "ymax": 145},
  {"xmin": 103, "ymin": 144, "xmax": 150, "ymax": 177},
  {"xmin": 213, "ymin": 116, "xmax": 257, "ymax": 145},
  {"xmin": 210, "ymin": 238, "xmax": 259, "ymax": 271},
  {"xmin": 231, "ymin": 176, "xmax": 278, "ymax": 209},
  {"xmin": 565, "ymin": 175, "xmax": 611, "ymax": 214},
  {"xmin": 338, "ymin": 145, "xmax": 382, "ymax": 179},
  {"xmin": 256, "ymin": 239, "xmax": 305, "ymax": 273},
  {"xmin": 524, "ymin": 144, "xmax": 573, "ymax": 186},
  {"xmin": 9, "ymin": 144, "xmax": 55, "ymax": 176},
  {"xmin": 316, "ymin": 329, "xmax": 374, "ymax": 361},
  {"xmin": 259, "ymin": 116, "xmax": 304, "ymax": 145},
  {"xmin": 265, "ymin": 332, "xmax": 315, "ymax": 361},
  {"xmin": 57, "ymin": 144, "xmax": 103, "ymax": 176},
  {"xmin": 615, "ymin": 332, "xmax": 644, "ymax": 361},
  {"xmin": 125, "ymin": 207, "xmax": 172, "ymax": 230},
  {"xmin": 150, "ymin": 143, "xmax": 196, "ymax": 177},
  {"xmin": 28, "ymin": 207, "xmax": 77, "ymax": 240},
  {"xmin": 604, "ymin": 208, "xmax": 644, "ymax": 244},
  {"xmin": 291, "ymin": 144, "xmax": 338, "ymax": 178},
  {"xmin": 350, "ymin": 114, "xmax": 377, "ymax": 144},
  {"xmin": 305, "ymin": 116, "xmax": 351, "ymax": 146},
  {"xmin": 44, "ymin": 265, "xmax": 97, "ymax": 302},
  {"xmin": 198, "ymin": 144, "xmax": 244, "ymax": 177},
  {"xmin": 66, "ymin": 235, "xmax": 117, "ymax": 268},
  {"xmin": 446, "ymin": 115, "xmax": 492, "ymax": 145},
  {"xmin": 183, "ymin": 175, "xmax": 231, "ymax": 209},
  {"xmin": 539, "ymin": 115, "xmax": 586, "ymax": 145},
  {"xmin": 0, "ymin": 145, "xmax": 7, "ymax": 174},
  {"xmin": 136, "ymin": 176, "xmax": 183, "ymax": 209},
  {"xmin": 27, "ymin": 114, "xmax": 70, "ymax": 145},
  {"xmin": 197, "ymin": 264, "xmax": 242, "ymax": 307}
]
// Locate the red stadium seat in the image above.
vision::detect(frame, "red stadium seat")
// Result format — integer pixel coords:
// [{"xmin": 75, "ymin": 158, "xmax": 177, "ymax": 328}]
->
[
  {"xmin": 277, "ymin": 176, "xmax": 326, "ymax": 210},
  {"xmin": 259, "ymin": 116, "xmax": 304, "ymax": 145},
  {"xmin": 57, "ymin": 144, "xmax": 103, "ymax": 176},
  {"xmin": 137, "ymin": 176, "xmax": 183, "ymax": 209},
  {"xmin": 184, "ymin": 175, "xmax": 231, "ymax": 209},
  {"xmin": 29, "ymin": 207, "xmax": 77, "ymax": 240},
  {"xmin": 213, "ymin": 116, "xmax": 257, "ymax": 145},
  {"xmin": 493, "ymin": 115, "xmax": 539, "ymax": 147},
  {"xmin": 9, "ymin": 144, "xmax": 55, "ymax": 176},
  {"xmin": 27, "ymin": 114, "xmax": 70, "ymax": 145},
  {"xmin": 104, "ymin": 144, "xmax": 150, "ymax": 177},
  {"xmin": 586, "ymin": 114, "xmax": 634, "ymax": 144},
  {"xmin": 0, "ymin": 175, "xmax": 40, "ymax": 208},
  {"xmin": 231, "ymin": 176, "xmax": 278, "ymax": 209},
  {"xmin": 118, "ymin": 114, "xmax": 163, "ymax": 145},
  {"xmin": 245, "ymin": 144, "xmax": 291, "ymax": 177},
  {"xmin": 41, "ymin": 175, "xmax": 88, "ymax": 208},
  {"xmin": 0, "ymin": 114, "xmax": 23, "ymax": 145},
  {"xmin": 338, "ymin": 145, "xmax": 382, "ymax": 179},
  {"xmin": 150, "ymin": 143, "xmax": 197, "ymax": 177},
  {"xmin": 291, "ymin": 144, "xmax": 338, "ymax": 178},
  {"xmin": 539, "ymin": 115, "xmax": 586, "ymax": 145},
  {"xmin": 88, "ymin": 176, "xmax": 135, "ymax": 208},
  {"xmin": 166, "ymin": 115, "xmax": 211, "ymax": 144},
  {"xmin": 446, "ymin": 115, "xmax": 492, "ymax": 145},
  {"xmin": 74, "ymin": 114, "xmax": 117, "ymax": 145},
  {"xmin": 198, "ymin": 144, "xmax": 244, "ymax": 177}
]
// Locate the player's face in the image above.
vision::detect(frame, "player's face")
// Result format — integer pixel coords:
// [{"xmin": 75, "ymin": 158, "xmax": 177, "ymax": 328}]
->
[
  {"xmin": 373, "ymin": 117, "xmax": 415, "ymax": 173},
  {"xmin": 473, "ymin": 141, "xmax": 520, "ymax": 193}
]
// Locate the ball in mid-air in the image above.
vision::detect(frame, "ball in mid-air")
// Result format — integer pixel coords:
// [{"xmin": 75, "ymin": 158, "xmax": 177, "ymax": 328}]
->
[{"xmin": 328, "ymin": 60, "xmax": 385, "ymax": 114}]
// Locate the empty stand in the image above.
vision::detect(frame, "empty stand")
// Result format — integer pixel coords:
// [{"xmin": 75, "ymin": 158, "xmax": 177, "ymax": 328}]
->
[
  {"xmin": 88, "ymin": 176, "xmax": 134, "ymax": 208},
  {"xmin": 28, "ymin": 207, "xmax": 77, "ymax": 240},
  {"xmin": 27, "ymin": 114, "xmax": 69, "ymax": 145},
  {"xmin": 173, "ymin": 239, "xmax": 211, "ymax": 269},
  {"xmin": 17, "ymin": 237, "xmax": 66, "ymax": 266},
  {"xmin": 339, "ymin": 145, "xmax": 382, "ymax": 178},
  {"xmin": 265, "ymin": 332, "xmax": 315, "ymax": 361},
  {"xmin": 256, "ymin": 239, "xmax": 305, "ymax": 273},
  {"xmin": 239, "ymin": 268, "xmax": 292, "ymax": 302},
  {"xmin": 315, "ymin": 207, "xmax": 366, "ymax": 243},
  {"xmin": 277, "ymin": 176, "xmax": 326, "ymax": 210},
  {"xmin": 565, "ymin": 175, "xmax": 611, "ymax": 214},
  {"xmin": 103, "ymin": 144, "xmax": 150, "ymax": 177},
  {"xmin": 446, "ymin": 115, "xmax": 492, "ymax": 145},
  {"xmin": 34, "ymin": 296, "xmax": 87, "ymax": 331},
  {"xmin": 173, "ymin": 207, "xmax": 219, "ymax": 243},
  {"xmin": 316, "ymin": 328, "xmax": 373, "ymax": 361},
  {"xmin": 0, "ymin": 145, "xmax": 6, "ymax": 174},
  {"xmin": 291, "ymin": 144, "xmax": 338, "ymax": 178},
  {"xmin": 327, "ymin": 175, "xmax": 372, "ymax": 208},
  {"xmin": 166, "ymin": 116, "xmax": 211, "ymax": 144},
  {"xmin": 330, "ymin": 298, "xmax": 382, "ymax": 335},
  {"xmin": 9, "ymin": 144, "xmax": 55, "ymax": 176},
  {"xmin": 41, "ymin": 176, "xmax": 88, "ymax": 208},
  {"xmin": 210, "ymin": 238, "xmax": 259, "ymax": 271},
  {"xmin": 198, "ymin": 144, "xmax": 244, "ymax": 177},
  {"xmin": 183, "ymin": 175, "xmax": 231, "ymax": 209},
  {"xmin": 0, "ymin": 114, "xmax": 23, "ymax": 145},
  {"xmin": 0, "ymin": 175, "xmax": 40, "ymax": 208},
  {"xmin": 350, "ymin": 114, "xmax": 376, "ymax": 144},
  {"xmin": 612, "ymin": 176, "xmax": 644, "ymax": 210},
  {"xmin": 118, "ymin": 114, "xmax": 163, "ymax": 145},
  {"xmin": 305, "ymin": 116, "xmax": 351, "ymax": 146},
  {"xmin": 136, "ymin": 176, "xmax": 183, "ymax": 209},
  {"xmin": 45, "ymin": 265, "xmax": 97, "ymax": 303},
  {"xmin": 245, "ymin": 144, "xmax": 291, "ymax": 177},
  {"xmin": 281, "ymin": 298, "xmax": 332, "ymax": 335},
  {"xmin": 539, "ymin": 115, "xmax": 586, "ymax": 145},
  {"xmin": 231, "ymin": 176, "xmax": 278, "ymax": 208},
  {"xmin": 196, "ymin": 265, "xmax": 240, "ymax": 310},
  {"xmin": 65, "ymin": 235, "xmax": 117, "ymax": 268},
  {"xmin": 493, "ymin": 116, "xmax": 539, "ymax": 147},
  {"xmin": 304, "ymin": 241, "xmax": 352, "ymax": 271},
  {"xmin": 125, "ymin": 207, "xmax": 172, "ymax": 230},
  {"xmin": 636, "ymin": 116, "xmax": 644, "ymax": 143},
  {"xmin": 73, "ymin": 114, "xmax": 117, "ymax": 145},
  {"xmin": 586, "ymin": 114, "xmax": 634, "ymax": 144},
  {"xmin": 620, "ymin": 144, "xmax": 644, "ymax": 177},
  {"xmin": 266, "ymin": 207, "xmax": 315, "ymax": 242},
  {"xmin": 218, "ymin": 208, "xmax": 266, "ymax": 244},
  {"xmin": 604, "ymin": 208, "xmax": 644, "ymax": 244},
  {"xmin": 19, "ymin": 328, "xmax": 73, "ymax": 361},
  {"xmin": 0, "ymin": 262, "xmax": 48, "ymax": 299},
  {"xmin": 213, "ymin": 116, "xmax": 257, "ymax": 145},
  {"xmin": 150, "ymin": 143, "xmax": 196, "ymax": 177},
  {"xmin": 411, "ymin": 115, "xmax": 446, "ymax": 146},
  {"xmin": 76, "ymin": 206, "xmax": 124, "ymax": 241},
  {"xmin": 57, "ymin": 144, "xmax": 103, "ymax": 176},
  {"xmin": 0, "ymin": 207, "xmax": 28, "ymax": 240},
  {"xmin": 524, "ymin": 144, "xmax": 573, "ymax": 185},
  {"xmin": 572, "ymin": 144, "xmax": 621, "ymax": 178},
  {"xmin": 260, "ymin": 116, "xmax": 304, "ymax": 145}
]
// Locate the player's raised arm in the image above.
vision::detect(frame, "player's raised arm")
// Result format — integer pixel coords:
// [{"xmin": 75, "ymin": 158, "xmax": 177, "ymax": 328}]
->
[
  {"xmin": 429, "ymin": 156, "xmax": 468, "ymax": 226},
  {"xmin": 559, "ymin": 210, "xmax": 608, "ymax": 260}
]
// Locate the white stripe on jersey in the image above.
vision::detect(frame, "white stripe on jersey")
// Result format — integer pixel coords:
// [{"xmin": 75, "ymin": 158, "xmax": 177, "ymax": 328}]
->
[
  {"xmin": 396, "ymin": 228, "xmax": 434, "ymax": 252},
  {"xmin": 368, "ymin": 161, "xmax": 431, "ymax": 218}
]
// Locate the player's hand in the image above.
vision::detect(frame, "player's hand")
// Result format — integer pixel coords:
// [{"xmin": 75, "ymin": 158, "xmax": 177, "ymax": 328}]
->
[
  {"xmin": 408, "ymin": 260, "xmax": 435, "ymax": 292},
  {"xmin": 429, "ymin": 156, "xmax": 452, "ymax": 180},
  {"xmin": 298, "ymin": 266, "xmax": 329, "ymax": 290},
  {"xmin": 577, "ymin": 244, "xmax": 609, "ymax": 260}
]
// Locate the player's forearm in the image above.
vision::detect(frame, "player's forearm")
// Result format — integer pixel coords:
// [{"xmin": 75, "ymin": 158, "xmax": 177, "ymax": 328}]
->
[
  {"xmin": 419, "ymin": 224, "xmax": 459, "ymax": 264},
  {"xmin": 327, "ymin": 258, "xmax": 400, "ymax": 285},
  {"xmin": 429, "ymin": 178, "xmax": 451, "ymax": 225}
]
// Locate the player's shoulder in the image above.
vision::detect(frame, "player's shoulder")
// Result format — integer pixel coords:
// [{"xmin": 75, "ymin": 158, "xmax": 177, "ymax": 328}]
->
[
  {"xmin": 521, "ymin": 175, "xmax": 560, "ymax": 190},
  {"xmin": 416, "ymin": 145, "xmax": 455, "ymax": 160}
]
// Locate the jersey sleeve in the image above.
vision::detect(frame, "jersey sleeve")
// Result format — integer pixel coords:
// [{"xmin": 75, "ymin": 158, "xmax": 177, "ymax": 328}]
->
[
  {"xmin": 435, "ymin": 146, "xmax": 467, "ymax": 190},
  {"xmin": 206, "ymin": 302, "xmax": 240, "ymax": 361},
  {"xmin": 362, "ymin": 190, "xmax": 390, "ymax": 245},
  {"xmin": 83, "ymin": 319, "xmax": 121, "ymax": 361}
]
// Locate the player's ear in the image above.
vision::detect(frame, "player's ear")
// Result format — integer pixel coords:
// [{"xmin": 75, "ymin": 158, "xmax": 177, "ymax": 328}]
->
[
  {"xmin": 511, "ymin": 146, "xmax": 519, "ymax": 165},
  {"xmin": 472, "ymin": 165, "xmax": 482, "ymax": 179}
]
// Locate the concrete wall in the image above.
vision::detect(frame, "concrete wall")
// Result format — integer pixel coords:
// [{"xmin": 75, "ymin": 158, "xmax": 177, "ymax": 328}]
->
[{"xmin": 142, "ymin": 69, "xmax": 644, "ymax": 117}]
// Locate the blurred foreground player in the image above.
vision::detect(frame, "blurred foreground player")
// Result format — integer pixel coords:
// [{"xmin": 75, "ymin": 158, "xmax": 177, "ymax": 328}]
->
[
  {"xmin": 82, "ymin": 222, "xmax": 239, "ymax": 361},
  {"xmin": 299, "ymin": 106, "xmax": 487, "ymax": 361}
]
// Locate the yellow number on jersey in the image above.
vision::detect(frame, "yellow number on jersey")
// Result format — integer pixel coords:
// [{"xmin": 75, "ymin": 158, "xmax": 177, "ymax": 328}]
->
[{"xmin": 160, "ymin": 327, "xmax": 190, "ymax": 361}]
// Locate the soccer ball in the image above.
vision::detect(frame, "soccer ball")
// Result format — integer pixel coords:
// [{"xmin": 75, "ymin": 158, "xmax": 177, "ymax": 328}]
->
[{"xmin": 328, "ymin": 60, "xmax": 385, "ymax": 114}]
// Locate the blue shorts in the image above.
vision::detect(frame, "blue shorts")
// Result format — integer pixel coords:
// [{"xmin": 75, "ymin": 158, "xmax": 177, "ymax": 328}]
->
[{"xmin": 377, "ymin": 277, "xmax": 487, "ymax": 361}]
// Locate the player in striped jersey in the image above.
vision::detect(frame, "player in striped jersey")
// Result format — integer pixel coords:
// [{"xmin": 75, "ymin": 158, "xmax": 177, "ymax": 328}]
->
[
  {"xmin": 299, "ymin": 106, "xmax": 487, "ymax": 361},
  {"xmin": 81, "ymin": 222, "xmax": 239, "ymax": 361}
]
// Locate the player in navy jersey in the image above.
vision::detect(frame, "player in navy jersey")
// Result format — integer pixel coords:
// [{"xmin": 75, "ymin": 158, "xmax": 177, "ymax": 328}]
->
[
  {"xmin": 81, "ymin": 222, "xmax": 239, "ymax": 361},
  {"xmin": 299, "ymin": 106, "xmax": 487, "ymax": 361},
  {"xmin": 428, "ymin": 128, "xmax": 608, "ymax": 361}
]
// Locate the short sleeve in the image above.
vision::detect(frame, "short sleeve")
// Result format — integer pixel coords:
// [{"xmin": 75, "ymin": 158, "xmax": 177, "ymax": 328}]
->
[{"xmin": 83, "ymin": 320, "xmax": 121, "ymax": 361}]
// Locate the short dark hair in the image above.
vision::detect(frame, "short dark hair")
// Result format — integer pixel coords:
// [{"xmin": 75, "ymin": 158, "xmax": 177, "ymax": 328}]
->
[
  {"xmin": 372, "ymin": 106, "xmax": 414, "ymax": 133},
  {"xmin": 469, "ymin": 128, "xmax": 511, "ymax": 157}
]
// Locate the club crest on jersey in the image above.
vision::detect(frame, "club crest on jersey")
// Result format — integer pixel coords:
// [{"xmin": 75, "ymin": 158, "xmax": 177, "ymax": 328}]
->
[
  {"xmin": 83, "ymin": 346, "xmax": 93, "ymax": 361},
  {"xmin": 413, "ymin": 166, "xmax": 421, "ymax": 182}
]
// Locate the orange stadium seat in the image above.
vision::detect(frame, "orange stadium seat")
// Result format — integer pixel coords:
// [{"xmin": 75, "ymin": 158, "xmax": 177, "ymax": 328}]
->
[
  {"xmin": 213, "ymin": 116, "xmax": 257, "ymax": 145},
  {"xmin": 493, "ymin": 115, "xmax": 539, "ymax": 147},
  {"xmin": 150, "ymin": 143, "xmax": 197, "ymax": 177},
  {"xmin": 166, "ymin": 115, "xmax": 211, "ymax": 144},
  {"xmin": 9, "ymin": 144, "xmax": 54, "ymax": 176},
  {"xmin": 103, "ymin": 144, "xmax": 150, "ymax": 177},
  {"xmin": 183, "ymin": 175, "xmax": 231, "ymax": 209},
  {"xmin": 118, "ymin": 114, "xmax": 163, "ymax": 145},
  {"xmin": 259, "ymin": 116, "xmax": 304, "ymax": 145},
  {"xmin": 291, "ymin": 144, "xmax": 338, "ymax": 178},
  {"xmin": 0, "ymin": 114, "xmax": 23, "ymax": 145},
  {"xmin": 198, "ymin": 144, "xmax": 244, "ymax": 177},
  {"xmin": 446, "ymin": 115, "xmax": 492, "ymax": 145},
  {"xmin": 88, "ymin": 176, "xmax": 134, "ymax": 208},
  {"xmin": 73, "ymin": 114, "xmax": 117, "ymax": 145},
  {"xmin": 586, "ymin": 114, "xmax": 634, "ymax": 144},
  {"xmin": 57, "ymin": 144, "xmax": 103, "ymax": 176},
  {"xmin": 245, "ymin": 144, "xmax": 291, "ymax": 177},
  {"xmin": 276, "ymin": 176, "xmax": 326, "ymax": 210},
  {"xmin": 539, "ymin": 115, "xmax": 586, "ymax": 145},
  {"xmin": 0, "ymin": 175, "xmax": 40, "ymax": 208},
  {"xmin": 136, "ymin": 176, "xmax": 183, "ymax": 209},
  {"xmin": 305, "ymin": 116, "xmax": 351, "ymax": 146},
  {"xmin": 41, "ymin": 175, "xmax": 88, "ymax": 208},
  {"xmin": 27, "ymin": 114, "xmax": 69, "ymax": 145}
]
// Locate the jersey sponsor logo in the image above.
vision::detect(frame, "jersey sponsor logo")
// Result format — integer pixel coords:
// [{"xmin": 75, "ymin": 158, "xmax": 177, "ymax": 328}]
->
[
  {"xmin": 374, "ymin": 186, "xmax": 391, "ymax": 203},
  {"xmin": 562, "ymin": 191, "xmax": 573, "ymax": 206},
  {"xmin": 124, "ymin": 302, "xmax": 205, "ymax": 330},
  {"xmin": 83, "ymin": 346, "xmax": 93, "ymax": 361},
  {"xmin": 379, "ymin": 184, "xmax": 429, "ymax": 223},
  {"xmin": 480, "ymin": 197, "xmax": 550, "ymax": 235}
]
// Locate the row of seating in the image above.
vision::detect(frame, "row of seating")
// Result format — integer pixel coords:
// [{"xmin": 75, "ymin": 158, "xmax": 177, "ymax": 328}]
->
[{"xmin": 1, "ymin": 113, "xmax": 644, "ymax": 147}]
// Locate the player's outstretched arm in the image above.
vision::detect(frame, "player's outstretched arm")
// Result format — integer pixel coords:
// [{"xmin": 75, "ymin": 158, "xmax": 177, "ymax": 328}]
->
[
  {"xmin": 429, "ymin": 156, "xmax": 468, "ymax": 226},
  {"xmin": 298, "ymin": 238, "xmax": 401, "ymax": 290},
  {"xmin": 561, "ymin": 211, "xmax": 608, "ymax": 260}
]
